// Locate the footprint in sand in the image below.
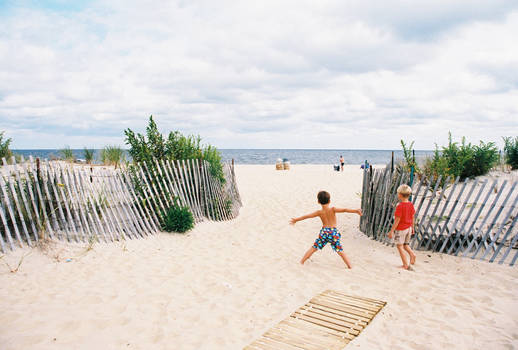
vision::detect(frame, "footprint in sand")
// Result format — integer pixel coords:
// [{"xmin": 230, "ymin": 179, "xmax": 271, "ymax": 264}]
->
[
  {"xmin": 443, "ymin": 309, "xmax": 458, "ymax": 318},
  {"xmin": 59, "ymin": 320, "xmax": 80, "ymax": 332},
  {"xmin": 453, "ymin": 295, "xmax": 472, "ymax": 304},
  {"xmin": 471, "ymin": 309, "xmax": 481, "ymax": 318},
  {"xmin": 397, "ymin": 299, "xmax": 409, "ymax": 308},
  {"xmin": 350, "ymin": 284, "xmax": 360, "ymax": 291},
  {"xmin": 20, "ymin": 334, "xmax": 47, "ymax": 346},
  {"xmin": 479, "ymin": 295, "xmax": 494, "ymax": 307}
]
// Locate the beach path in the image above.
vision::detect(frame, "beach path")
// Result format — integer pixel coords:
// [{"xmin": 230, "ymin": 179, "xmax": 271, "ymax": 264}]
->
[{"xmin": 1, "ymin": 165, "xmax": 517, "ymax": 349}]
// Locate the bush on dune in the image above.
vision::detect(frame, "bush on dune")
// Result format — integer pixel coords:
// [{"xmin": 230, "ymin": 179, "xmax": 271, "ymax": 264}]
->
[
  {"xmin": 161, "ymin": 205, "xmax": 194, "ymax": 233},
  {"xmin": 124, "ymin": 116, "xmax": 225, "ymax": 183},
  {"xmin": 101, "ymin": 146, "xmax": 126, "ymax": 167},
  {"xmin": 0, "ymin": 131, "xmax": 12, "ymax": 160},
  {"xmin": 503, "ymin": 136, "xmax": 518, "ymax": 170},
  {"xmin": 402, "ymin": 132, "xmax": 499, "ymax": 182}
]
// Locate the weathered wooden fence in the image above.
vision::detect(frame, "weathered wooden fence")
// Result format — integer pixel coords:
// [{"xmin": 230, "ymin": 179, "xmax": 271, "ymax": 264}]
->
[
  {"xmin": 0, "ymin": 156, "xmax": 241, "ymax": 252},
  {"xmin": 360, "ymin": 164, "xmax": 518, "ymax": 266}
]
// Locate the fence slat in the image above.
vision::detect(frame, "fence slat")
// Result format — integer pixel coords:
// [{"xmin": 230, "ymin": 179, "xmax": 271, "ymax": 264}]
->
[
  {"xmin": 75, "ymin": 168, "xmax": 108, "ymax": 243},
  {"xmin": 190, "ymin": 159, "xmax": 203, "ymax": 219},
  {"xmin": 49, "ymin": 161, "xmax": 76, "ymax": 242},
  {"xmin": 121, "ymin": 170, "xmax": 158, "ymax": 234},
  {"xmin": 28, "ymin": 157, "xmax": 54, "ymax": 239},
  {"xmin": 472, "ymin": 181, "xmax": 517, "ymax": 260},
  {"xmin": 40, "ymin": 162, "xmax": 60, "ymax": 238},
  {"xmin": 3, "ymin": 158, "xmax": 32, "ymax": 246},
  {"xmin": 101, "ymin": 167, "xmax": 131, "ymax": 240},
  {"xmin": 122, "ymin": 170, "xmax": 156, "ymax": 235},
  {"xmin": 449, "ymin": 180, "xmax": 489, "ymax": 255},
  {"xmin": 185, "ymin": 159, "xmax": 201, "ymax": 220},
  {"xmin": 487, "ymin": 195, "xmax": 518, "ymax": 262},
  {"xmin": 427, "ymin": 176, "xmax": 460, "ymax": 251},
  {"xmin": 141, "ymin": 163, "xmax": 166, "ymax": 215},
  {"xmin": 154, "ymin": 160, "xmax": 175, "ymax": 208},
  {"xmin": 63, "ymin": 164, "xmax": 89, "ymax": 242},
  {"xmin": 463, "ymin": 181, "xmax": 508, "ymax": 258},
  {"xmin": 413, "ymin": 175, "xmax": 442, "ymax": 249},
  {"xmin": 163, "ymin": 160, "xmax": 187, "ymax": 208},
  {"xmin": 80, "ymin": 168, "xmax": 118, "ymax": 242},
  {"xmin": 419, "ymin": 176, "xmax": 451, "ymax": 250},
  {"xmin": 205, "ymin": 162, "xmax": 226, "ymax": 221},
  {"xmin": 499, "ymin": 213, "xmax": 518, "ymax": 264},
  {"xmin": 183, "ymin": 159, "xmax": 203, "ymax": 220},
  {"xmin": 201, "ymin": 161, "xmax": 215, "ymax": 220},
  {"xmin": 150, "ymin": 161, "xmax": 174, "ymax": 209},
  {"xmin": 109, "ymin": 170, "xmax": 143, "ymax": 239},
  {"xmin": 17, "ymin": 156, "xmax": 42, "ymax": 241},
  {"xmin": 437, "ymin": 179, "xmax": 480, "ymax": 253}
]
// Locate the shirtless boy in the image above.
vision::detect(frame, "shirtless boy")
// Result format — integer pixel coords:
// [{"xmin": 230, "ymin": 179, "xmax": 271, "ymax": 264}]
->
[{"xmin": 290, "ymin": 191, "xmax": 362, "ymax": 269}]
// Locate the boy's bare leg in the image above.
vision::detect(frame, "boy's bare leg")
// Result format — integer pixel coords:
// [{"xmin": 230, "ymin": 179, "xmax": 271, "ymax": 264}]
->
[
  {"xmin": 337, "ymin": 251, "xmax": 352, "ymax": 269},
  {"xmin": 404, "ymin": 244, "xmax": 416, "ymax": 264},
  {"xmin": 300, "ymin": 247, "xmax": 317, "ymax": 265},
  {"xmin": 396, "ymin": 244, "xmax": 409, "ymax": 269}
]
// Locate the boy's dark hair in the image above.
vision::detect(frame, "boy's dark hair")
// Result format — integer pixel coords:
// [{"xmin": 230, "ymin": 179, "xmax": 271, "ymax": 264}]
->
[{"xmin": 317, "ymin": 191, "xmax": 330, "ymax": 205}]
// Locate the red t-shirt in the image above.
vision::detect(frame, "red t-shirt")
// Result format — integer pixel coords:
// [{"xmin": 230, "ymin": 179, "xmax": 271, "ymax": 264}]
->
[{"xmin": 394, "ymin": 201, "xmax": 415, "ymax": 230}]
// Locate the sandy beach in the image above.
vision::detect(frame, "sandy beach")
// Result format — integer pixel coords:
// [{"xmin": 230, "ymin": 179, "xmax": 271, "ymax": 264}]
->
[{"xmin": 1, "ymin": 164, "xmax": 517, "ymax": 350}]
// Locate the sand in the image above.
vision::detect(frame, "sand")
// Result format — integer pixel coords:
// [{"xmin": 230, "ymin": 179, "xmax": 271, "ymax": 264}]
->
[{"xmin": 1, "ymin": 164, "xmax": 517, "ymax": 350}]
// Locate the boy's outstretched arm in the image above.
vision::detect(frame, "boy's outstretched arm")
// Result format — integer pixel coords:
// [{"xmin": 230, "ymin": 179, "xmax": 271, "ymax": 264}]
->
[
  {"xmin": 290, "ymin": 211, "xmax": 320, "ymax": 225},
  {"xmin": 334, "ymin": 208, "xmax": 362, "ymax": 216}
]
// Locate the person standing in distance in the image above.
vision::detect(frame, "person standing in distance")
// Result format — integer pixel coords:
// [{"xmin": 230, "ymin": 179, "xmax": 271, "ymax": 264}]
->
[{"xmin": 340, "ymin": 155, "xmax": 345, "ymax": 171}]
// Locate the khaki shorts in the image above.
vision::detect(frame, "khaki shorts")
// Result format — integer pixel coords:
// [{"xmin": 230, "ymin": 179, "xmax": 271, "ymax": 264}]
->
[{"xmin": 394, "ymin": 227, "xmax": 412, "ymax": 245}]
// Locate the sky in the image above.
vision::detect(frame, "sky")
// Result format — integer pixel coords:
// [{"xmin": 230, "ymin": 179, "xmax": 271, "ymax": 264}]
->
[{"xmin": 0, "ymin": 0, "xmax": 517, "ymax": 150}]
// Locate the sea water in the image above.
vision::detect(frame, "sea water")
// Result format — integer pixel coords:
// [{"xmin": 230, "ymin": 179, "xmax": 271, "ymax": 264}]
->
[{"xmin": 12, "ymin": 149, "xmax": 434, "ymax": 165}]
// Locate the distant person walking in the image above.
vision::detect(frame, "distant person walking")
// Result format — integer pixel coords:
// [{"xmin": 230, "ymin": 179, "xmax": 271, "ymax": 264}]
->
[{"xmin": 339, "ymin": 155, "xmax": 345, "ymax": 171}]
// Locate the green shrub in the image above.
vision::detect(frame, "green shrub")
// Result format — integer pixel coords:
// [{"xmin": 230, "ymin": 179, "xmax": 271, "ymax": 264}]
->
[
  {"xmin": 60, "ymin": 146, "xmax": 76, "ymax": 162},
  {"xmin": 408, "ymin": 132, "xmax": 499, "ymax": 182},
  {"xmin": 203, "ymin": 145, "xmax": 225, "ymax": 183},
  {"xmin": 161, "ymin": 205, "xmax": 194, "ymax": 233},
  {"xmin": 101, "ymin": 146, "xmax": 125, "ymax": 167},
  {"xmin": 84, "ymin": 148, "xmax": 95, "ymax": 164},
  {"xmin": 400, "ymin": 140, "xmax": 419, "ymax": 173},
  {"xmin": 503, "ymin": 136, "xmax": 518, "ymax": 169},
  {"xmin": 0, "ymin": 131, "xmax": 12, "ymax": 160},
  {"xmin": 125, "ymin": 116, "xmax": 225, "ymax": 183},
  {"xmin": 462, "ymin": 141, "xmax": 498, "ymax": 178},
  {"xmin": 423, "ymin": 146, "xmax": 449, "ymax": 180}
]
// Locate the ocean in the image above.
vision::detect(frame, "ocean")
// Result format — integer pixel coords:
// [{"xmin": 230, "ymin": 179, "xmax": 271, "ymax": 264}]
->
[{"xmin": 11, "ymin": 149, "xmax": 434, "ymax": 165}]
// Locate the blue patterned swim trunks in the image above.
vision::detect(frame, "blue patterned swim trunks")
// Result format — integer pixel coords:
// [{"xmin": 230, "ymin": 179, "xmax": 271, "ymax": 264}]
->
[{"xmin": 313, "ymin": 227, "xmax": 343, "ymax": 252}]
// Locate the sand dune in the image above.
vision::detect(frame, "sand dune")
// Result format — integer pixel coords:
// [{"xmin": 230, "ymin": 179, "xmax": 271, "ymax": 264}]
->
[{"xmin": 1, "ymin": 165, "xmax": 517, "ymax": 349}]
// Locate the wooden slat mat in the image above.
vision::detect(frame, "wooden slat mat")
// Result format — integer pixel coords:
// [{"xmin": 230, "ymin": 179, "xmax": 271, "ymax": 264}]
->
[{"xmin": 245, "ymin": 290, "xmax": 386, "ymax": 350}]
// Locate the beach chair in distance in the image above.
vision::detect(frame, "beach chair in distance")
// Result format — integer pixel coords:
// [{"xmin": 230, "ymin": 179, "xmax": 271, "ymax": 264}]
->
[{"xmin": 245, "ymin": 290, "xmax": 386, "ymax": 349}]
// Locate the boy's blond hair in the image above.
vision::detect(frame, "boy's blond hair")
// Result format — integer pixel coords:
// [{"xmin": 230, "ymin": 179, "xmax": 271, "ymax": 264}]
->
[{"xmin": 397, "ymin": 184, "xmax": 412, "ymax": 197}]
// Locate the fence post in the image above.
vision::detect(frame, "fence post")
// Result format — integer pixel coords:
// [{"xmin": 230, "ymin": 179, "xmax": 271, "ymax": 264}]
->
[{"xmin": 391, "ymin": 151, "xmax": 394, "ymax": 173}]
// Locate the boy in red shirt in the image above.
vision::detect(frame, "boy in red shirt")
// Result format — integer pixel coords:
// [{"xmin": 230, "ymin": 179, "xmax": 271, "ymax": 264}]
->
[{"xmin": 388, "ymin": 184, "xmax": 417, "ymax": 269}]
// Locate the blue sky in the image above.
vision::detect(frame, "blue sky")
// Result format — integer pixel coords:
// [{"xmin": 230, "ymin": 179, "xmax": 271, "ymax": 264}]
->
[{"xmin": 0, "ymin": 0, "xmax": 517, "ymax": 149}]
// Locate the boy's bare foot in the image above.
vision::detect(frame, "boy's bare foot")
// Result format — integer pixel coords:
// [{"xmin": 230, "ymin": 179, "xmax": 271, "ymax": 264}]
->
[
  {"xmin": 410, "ymin": 253, "xmax": 416, "ymax": 265},
  {"xmin": 400, "ymin": 265, "xmax": 409, "ymax": 270}
]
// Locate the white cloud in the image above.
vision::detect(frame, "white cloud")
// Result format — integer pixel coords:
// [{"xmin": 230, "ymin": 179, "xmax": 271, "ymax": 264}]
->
[{"xmin": 0, "ymin": 1, "xmax": 517, "ymax": 149}]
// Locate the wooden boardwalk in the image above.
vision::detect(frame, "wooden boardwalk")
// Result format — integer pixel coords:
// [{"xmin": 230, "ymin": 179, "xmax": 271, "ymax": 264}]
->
[
  {"xmin": 360, "ymin": 164, "xmax": 518, "ymax": 266},
  {"xmin": 245, "ymin": 290, "xmax": 386, "ymax": 350},
  {"xmin": 0, "ymin": 156, "xmax": 242, "ymax": 252}
]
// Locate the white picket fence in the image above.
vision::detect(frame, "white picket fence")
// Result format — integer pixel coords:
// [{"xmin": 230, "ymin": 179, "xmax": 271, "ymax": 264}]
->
[{"xmin": 0, "ymin": 156, "xmax": 241, "ymax": 252}]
